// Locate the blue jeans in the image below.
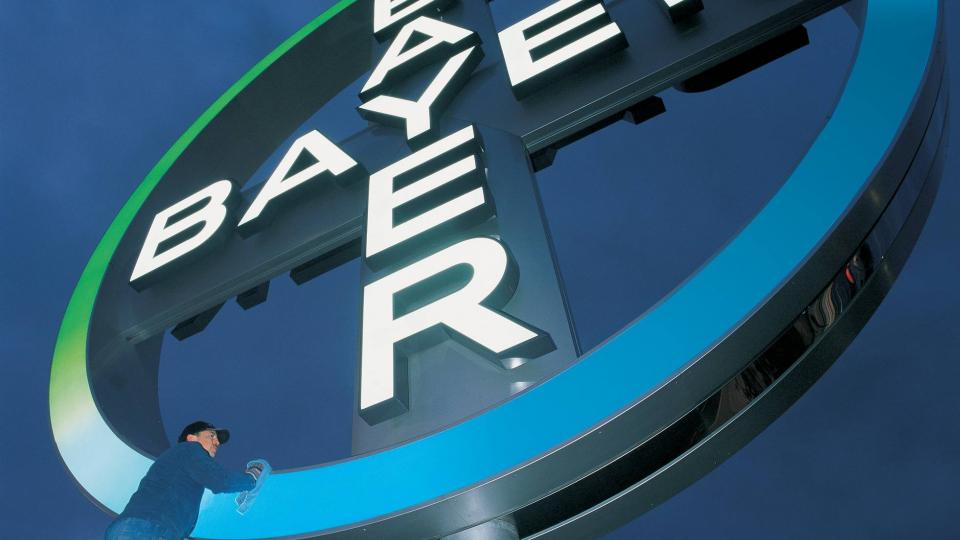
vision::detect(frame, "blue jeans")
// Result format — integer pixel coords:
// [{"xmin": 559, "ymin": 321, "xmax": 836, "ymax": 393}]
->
[{"xmin": 104, "ymin": 517, "xmax": 180, "ymax": 540}]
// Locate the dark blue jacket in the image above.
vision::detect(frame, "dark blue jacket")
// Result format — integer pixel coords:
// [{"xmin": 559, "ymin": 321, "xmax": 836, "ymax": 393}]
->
[{"xmin": 118, "ymin": 442, "xmax": 255, "ymax": 538}]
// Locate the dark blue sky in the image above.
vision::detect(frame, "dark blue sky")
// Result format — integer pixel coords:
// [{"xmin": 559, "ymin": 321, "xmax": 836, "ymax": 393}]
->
[{"xmin": 1, "ymin": 1, "xmax": 958, "ymax": 538}]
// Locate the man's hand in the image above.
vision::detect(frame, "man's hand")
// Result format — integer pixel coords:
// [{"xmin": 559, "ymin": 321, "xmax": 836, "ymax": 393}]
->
[{"xmin": 245, "ymin": 461, "xmax": 266, "ymax": 482}]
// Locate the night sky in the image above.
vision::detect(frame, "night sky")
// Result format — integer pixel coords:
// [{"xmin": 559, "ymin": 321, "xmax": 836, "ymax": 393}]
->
[{"xmin": 1, "ymin": 1, "xmax": 958, "ymax": 538}]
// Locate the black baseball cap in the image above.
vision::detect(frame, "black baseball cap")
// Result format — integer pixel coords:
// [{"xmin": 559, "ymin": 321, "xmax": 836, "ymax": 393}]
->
[{"xmin": 178, "ymin": 421, "xmax": 230, "ymax": 444}]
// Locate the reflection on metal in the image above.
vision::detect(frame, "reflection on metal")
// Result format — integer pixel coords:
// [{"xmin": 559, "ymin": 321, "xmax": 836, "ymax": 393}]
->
[{"xmin": 443, "ymin": 516, "xmax": 519, "ymax": 540}]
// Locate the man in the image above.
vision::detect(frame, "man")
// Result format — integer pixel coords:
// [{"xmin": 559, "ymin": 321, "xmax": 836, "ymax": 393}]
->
[{"xmin": 104, "ymin": 421, "xmax": 267, "ymax": 540}]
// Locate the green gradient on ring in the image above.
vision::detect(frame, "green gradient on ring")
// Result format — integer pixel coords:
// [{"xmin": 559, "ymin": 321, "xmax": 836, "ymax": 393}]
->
[
  {"xmin": 48, "ymin": 0, "xmax": 357, "ymax": 514},
  {"xmin": 49, "ymin": 0, "xmax": 939, "ymax": 538}
]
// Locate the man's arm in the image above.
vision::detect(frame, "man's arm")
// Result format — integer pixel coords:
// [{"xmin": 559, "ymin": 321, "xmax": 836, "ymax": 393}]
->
[{"xmin": 182, "ymin": 444, "xmax": 257, "ymax": 494}]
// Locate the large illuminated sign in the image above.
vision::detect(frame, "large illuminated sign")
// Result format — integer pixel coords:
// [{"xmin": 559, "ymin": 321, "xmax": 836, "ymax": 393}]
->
[{"xmin": 50, "ymin": 0, "xmax": 947, "ymax": 538}]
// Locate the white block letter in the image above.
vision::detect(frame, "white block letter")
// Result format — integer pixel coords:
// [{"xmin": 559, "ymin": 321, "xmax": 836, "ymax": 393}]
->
[
  {"xmin": 360, "ymin": 237, "xmax": 553, "ymax": 423},
  {"xmin": 362, "ymin": 16, "xmax": 478, "ymax": 100},
  {"xmin": 130, "ymin": 180, "xmax": 235, "ymax": 290},
  {"xmin": 238, "ymin": 130, "xmax": 358, "ymax": 236},
  {"xmin": 358, "ymin": 46, "xmax": 482, "ymax": 143},
  {"xmin": 498, "ymin": 0, "xmax": 627, "ymax": 98},
  {"xmin": 365, "ymin": 125, "xmax": 488, "ymax": 265}
]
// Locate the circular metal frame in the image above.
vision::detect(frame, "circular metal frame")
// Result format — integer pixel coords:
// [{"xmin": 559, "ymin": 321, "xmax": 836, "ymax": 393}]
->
[{"xmin": 49, "ymin": 0, "xmax": 944, "ymax": 538}]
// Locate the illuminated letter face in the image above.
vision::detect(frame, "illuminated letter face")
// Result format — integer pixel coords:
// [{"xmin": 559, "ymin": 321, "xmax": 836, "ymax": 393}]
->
[
  {"xmin": 361, "ymin": 16, "xmax": 479, "ymax": 101},
  {"xmin": 373, "ymin": 0, "xmax": 456, "ymax": 41},
  {"xmin": 365, "ymin": 125, "xmax": 492, "ymax": 266},
  {"xmin": 358, "ymin": 46, "xmax": 483, "ymax": 144},
  {"xmin": 498, "ymin": 0, "xmax": 627, "ymax": 98},
  {"xmin": 237, "ymin": 130, "xmax": 359, "ymax": 236},
  {"xmin": 360, "ymin": 237, "xmax": 554, "ymax": 424},
  {"xmin": 130, "ymin": 179, "xmax": 236, "ymax": 290}
]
